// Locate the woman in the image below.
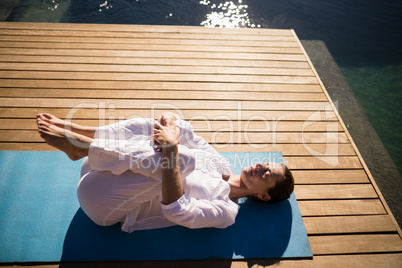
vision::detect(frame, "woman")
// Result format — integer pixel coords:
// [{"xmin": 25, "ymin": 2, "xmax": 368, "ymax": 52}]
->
[{"xmin": 36, "ymin": 112, "xmax": 294, "ymax": 233}]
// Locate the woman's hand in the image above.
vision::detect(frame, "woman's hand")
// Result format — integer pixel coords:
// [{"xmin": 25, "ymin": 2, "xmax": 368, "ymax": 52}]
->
[{"xmin": 152, "ymin": 115, "xmax": 180, "ymax": 151}]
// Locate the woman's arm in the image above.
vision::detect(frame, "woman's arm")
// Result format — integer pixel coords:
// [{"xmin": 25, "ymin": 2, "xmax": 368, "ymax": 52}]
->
[
  {"xmin": 161, "ymin": 144, "xmax": 183, "ymax": 204},
  {"xmin": 154, "ymin": 115, "xmax": 238, "ymax": 228},
  {"xmin": 153, "ymin": 117, "xmax": 183, "ymax": 205}
]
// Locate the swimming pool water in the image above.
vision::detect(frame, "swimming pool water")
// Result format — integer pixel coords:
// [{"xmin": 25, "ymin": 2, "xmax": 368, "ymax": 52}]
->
[{"xmin": 4, "ymin": 0, "xmax": 402, "ymax": 174}]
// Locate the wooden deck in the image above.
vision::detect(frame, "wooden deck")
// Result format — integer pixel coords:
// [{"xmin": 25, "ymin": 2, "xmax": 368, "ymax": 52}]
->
[{"xmin": 0, "ymin": 22, "xmax": 401, "ymax": 267}]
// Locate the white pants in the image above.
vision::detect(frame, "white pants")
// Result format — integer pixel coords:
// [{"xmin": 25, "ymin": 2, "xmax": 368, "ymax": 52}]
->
[{"xmin": 77, "ymin": 157, "xmax": 163, "ymax": 226}]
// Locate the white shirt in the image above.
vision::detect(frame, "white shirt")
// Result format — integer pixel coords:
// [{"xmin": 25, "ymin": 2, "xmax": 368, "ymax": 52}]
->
[{"xmin": 85, "ymin": 118, "xmax": 239, "ymax": 232}]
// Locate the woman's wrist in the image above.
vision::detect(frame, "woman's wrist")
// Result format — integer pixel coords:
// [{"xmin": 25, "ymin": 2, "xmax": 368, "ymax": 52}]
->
[
  {"xmin": 154, "ymin": 140, "xmax": 179, "ymax": 152},
  {"xmin": 161, "ymin": 142, "xmax": 178, "ymax": 154},
  {"xmin": 161, "ymin": 143, "xmax": 179, "ymax": 166},
  {"xmin": 161, "ymin": 140, "xmax": 179, "ymax": 147}
]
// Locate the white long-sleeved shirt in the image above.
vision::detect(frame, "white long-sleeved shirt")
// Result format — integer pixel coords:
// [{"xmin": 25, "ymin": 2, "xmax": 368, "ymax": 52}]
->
[{"xmin": 81, "ymin": 118, "xmax": 239, "ymax": 232}]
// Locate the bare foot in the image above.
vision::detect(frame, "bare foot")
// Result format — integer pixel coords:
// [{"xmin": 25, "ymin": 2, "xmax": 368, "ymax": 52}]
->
[
  {"xmin": 37, "ymin": 113, "xmax": 96, "ymax": 139},
  {"xmin": 37, "ymin": 113, "xmax": 71, "ymax": 129},
  {"xmin": 37, "ymin": 118, "xmax": 89, "ymax": 161}
]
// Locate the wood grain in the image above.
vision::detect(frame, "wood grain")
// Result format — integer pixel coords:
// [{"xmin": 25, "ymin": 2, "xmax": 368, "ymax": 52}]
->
[
  {"xmin": 298, "ymin": 199, "xmax": 386, "ymax": 216},
  {"xmin": 303, "ymin": 215, "xmax": 397, "ymax": 234},
  {"xmin": 309, "ymin": 234, "xmax": 402, "ymax": 255}
]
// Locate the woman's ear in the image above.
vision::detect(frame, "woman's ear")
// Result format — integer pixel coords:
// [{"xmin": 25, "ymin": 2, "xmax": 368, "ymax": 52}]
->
[{"xmin": 256, "ymin": 192, "xmax": 271, "ymax": 201}]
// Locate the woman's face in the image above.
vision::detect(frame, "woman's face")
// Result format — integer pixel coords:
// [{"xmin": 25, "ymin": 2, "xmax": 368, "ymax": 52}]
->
[{"xmin": 241, "ymin": 162, "xmax": 285, "ymax": 195}]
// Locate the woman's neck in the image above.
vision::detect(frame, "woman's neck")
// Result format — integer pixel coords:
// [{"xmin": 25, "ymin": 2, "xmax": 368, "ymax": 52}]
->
[{"xmin": 223, "ymin": 174, "xmax": 250, "ymax": 202}]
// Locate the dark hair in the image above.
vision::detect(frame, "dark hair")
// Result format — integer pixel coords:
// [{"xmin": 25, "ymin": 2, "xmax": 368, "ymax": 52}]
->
[
  {"xmin": 247, "ymin": 164, "xmax": 295, "ymax": 203},
  {"xmin": 267, "ymin": 164, "xmax": 294, "ymax": 203}
]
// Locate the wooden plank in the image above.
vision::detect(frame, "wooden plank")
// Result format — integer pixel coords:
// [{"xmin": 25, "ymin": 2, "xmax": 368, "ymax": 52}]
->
[
  {"xmin": 0, "ymin": 142, "xmax": 356, "ymax": 157},
  {"xmin": 0, "ymin": 98, "xmax": 330, "ymax": 111},
  {"xmin": 0, "ymin": 71, "xmax": 317, "ymax": 84},
  {"xmin": 303, "ymin": 215, "xmax": 397, "ymax": 234},
  {"xmin": 0, "ymin": 143, "xmax": 53, "ymax": 151},
  {"xmin": 285, "ymin": 156, "xmax": 361, "ymax": 169},
  {"xmin": 0, "ymin": 79, "xmax": 321, "ymax": 92},
  {"xmin": 0, "ymin": 130, "xmax": 348, "ymax": 144},
  {"xmin": 0, "ymin": 35, "xmax": 301, "ymax": 48},
  {"xmin": 298, "ymin": 199, "xmax": 386, "ymax": 216},
  {"xmin": 0, "ymin": 55, "xmax": 312, "ymax": 69},
  {"xmin": 0, "ymin": 88, "xmax": 327, "ymax": 102},
  {"xmin": 0, "ymin": 42, "xmax": 304, "ymax": 54},
  {"xmin": 0, "ymin": 29, "xmax": 297, "ymax": 41},
  {"xmin": 201, "ymin": 132, "xmax": 351, "ymax": 144},
  {"xmin": 211, "ymin": 131, "xmax": 343, "ymax": 144},
  {"xmin": 267, "ymin": 254, "xmax": 402, "ymax": 268},
  {"xmin": 217, "ymin": 144, "xmax": 356, "ymax": 157},
  {"xmin": 309, "ymin": 234, "xmax": 402, "ymax": 255},
  {"xmin": 295, "ymin": 184, "xmax": 377, "ymax": 200},
  {"xmin": 0, "ymin": 35, "xmax": 301, "ymax": 47},
  {"xmin": 292, "ymin": 169, "xmax": 368, "ymax": 184},
  {"xmin": 0, "ymin": 63, "xmax": 315, "ymax": 76},
  {"xmin": 0, "ymin": 119, "xmax": 343, "ymax": 132},
  {"xmin": 0, "ymin": 108, "xmax": 338, "ymax": 121},
  {"xmin": 0, "ymin": 48, "xmax": 306, "ymax": 61},
  {"xmin": 0, "ymin": 22, "xmax": 295, "ymax": 36}
]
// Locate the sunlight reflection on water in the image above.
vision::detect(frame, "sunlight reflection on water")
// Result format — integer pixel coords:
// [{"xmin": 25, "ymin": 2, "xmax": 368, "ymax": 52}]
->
[
  {"xmin": 199, "ymin": 0, "xmax": 260, "ymax": 28},
  {"xmin": 47, "ymin": 0, "xmax": 60, "ymax": 11},
  {"xmin": 98, "ymin": 0, "xmax": 113, "ymax": 12}
]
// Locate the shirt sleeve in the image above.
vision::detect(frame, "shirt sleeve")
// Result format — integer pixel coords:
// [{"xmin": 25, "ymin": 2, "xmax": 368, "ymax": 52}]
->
[
  {"xmin": 176, "ymin": 119, "xmax": 234, "ymax": 176},
  {"xmin": 161, "ymin": 194, "xmax": 239, "ymax": 229},
  {"xmin": 176, "ymin": 120, "xmax": 219, "ymax": 155}
]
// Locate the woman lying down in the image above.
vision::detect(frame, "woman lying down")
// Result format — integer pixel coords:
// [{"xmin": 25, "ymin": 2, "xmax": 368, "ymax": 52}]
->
[{"xmin": 36, "ymin": 112, "xmax": 294, "ymax": 233}]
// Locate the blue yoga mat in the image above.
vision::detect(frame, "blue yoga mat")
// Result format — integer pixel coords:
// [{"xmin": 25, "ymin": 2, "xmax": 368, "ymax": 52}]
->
[{"xmin": 0, "ymin": 151, "xmax": 312, "ymax": 262}]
